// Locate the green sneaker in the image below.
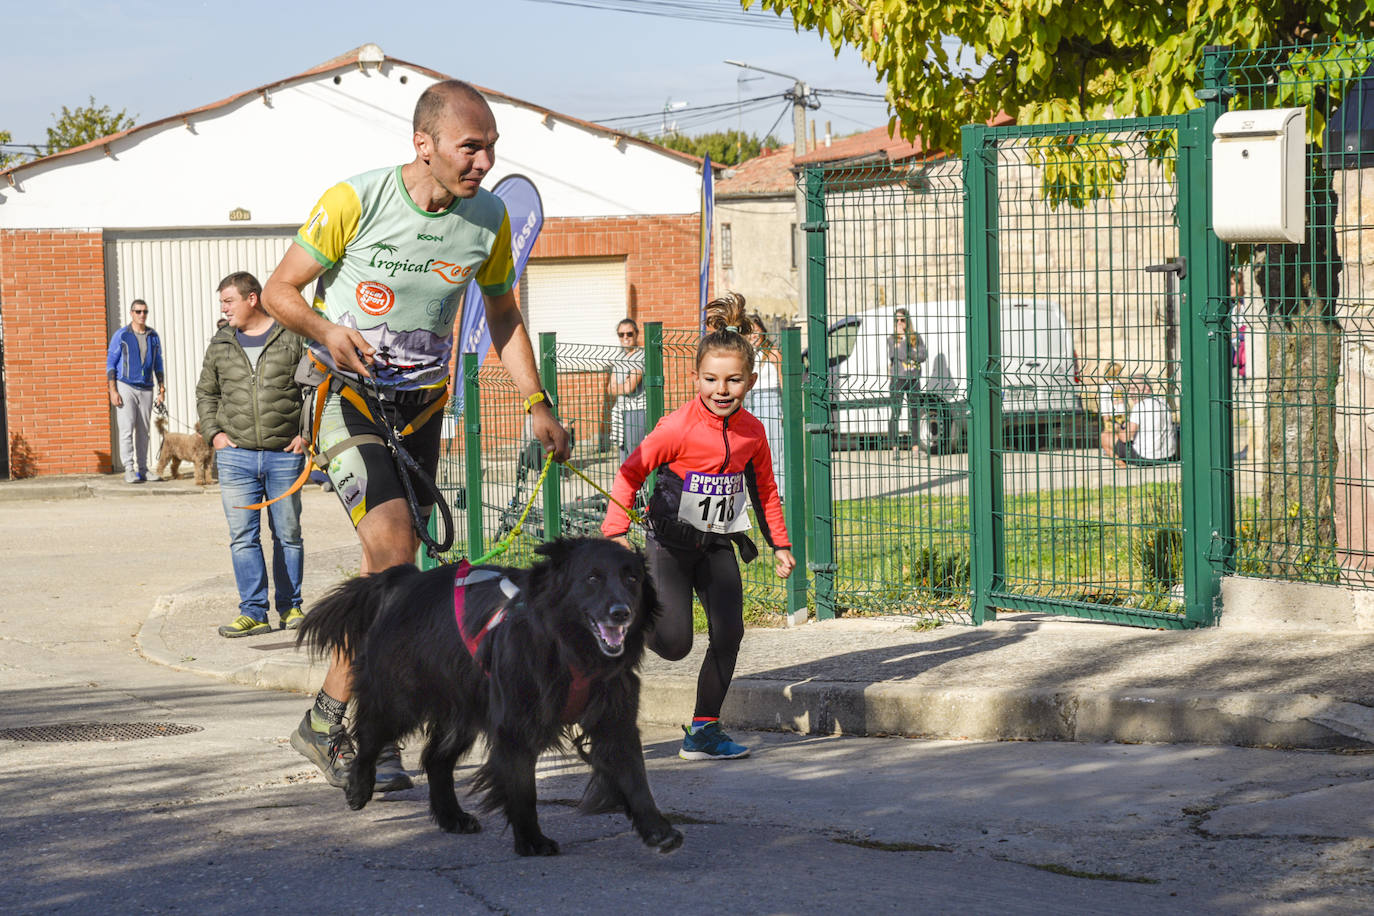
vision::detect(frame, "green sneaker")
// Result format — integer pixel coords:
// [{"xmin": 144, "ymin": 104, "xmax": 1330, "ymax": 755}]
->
[
  {"xmin": 281, "ymin": 607, "xmax": 306, "ymax": 630},
  {"xmin": 218, "ymin": 614, "xmax": 271, "ymax": 638}
]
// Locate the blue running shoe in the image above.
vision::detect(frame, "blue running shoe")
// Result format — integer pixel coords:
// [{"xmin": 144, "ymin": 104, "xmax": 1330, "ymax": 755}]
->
[{"xmin": 678, "ymin": 721, "xmax": 750, "ymax": 760}]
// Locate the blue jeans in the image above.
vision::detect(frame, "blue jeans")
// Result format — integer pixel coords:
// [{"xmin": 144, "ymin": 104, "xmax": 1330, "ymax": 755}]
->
[{"xmin": 217, "ymin": 447, "xmax": 305, "ymax": 622}]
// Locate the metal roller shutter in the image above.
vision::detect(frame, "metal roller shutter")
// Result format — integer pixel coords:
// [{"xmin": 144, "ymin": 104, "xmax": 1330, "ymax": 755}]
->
[
  {"xmin": 521, "ymin": 257, "xmax": 628, "ymax": 347},
  {"xmin": 104, "ymin": 228, "xmax": 296, "ymax": 468}
]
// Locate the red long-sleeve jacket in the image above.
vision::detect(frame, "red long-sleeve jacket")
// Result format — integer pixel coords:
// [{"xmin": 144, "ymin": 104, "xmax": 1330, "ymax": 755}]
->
[{"xmin": 601, "ymin": 396, "xmax": 790, "ymax": 551}]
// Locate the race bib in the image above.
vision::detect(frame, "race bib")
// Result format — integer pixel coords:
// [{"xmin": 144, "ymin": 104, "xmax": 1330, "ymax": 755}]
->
[{"xmin": 678, "ymin": 471, "xmax": 752, "ymax": 534}]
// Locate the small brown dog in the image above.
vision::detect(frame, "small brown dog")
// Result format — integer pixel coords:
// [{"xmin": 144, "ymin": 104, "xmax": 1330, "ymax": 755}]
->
[{"xmin": 155, "ymin": 416, "xmax": 215, "ymax": 485}]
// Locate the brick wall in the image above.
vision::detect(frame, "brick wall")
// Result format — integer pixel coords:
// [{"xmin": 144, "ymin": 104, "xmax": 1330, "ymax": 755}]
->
[
  {"xmin": 0, "ymin": 214, "xmax": 706, "ymax": 477},
  {"xmin": 0, "ymin": 229, "xmax": 110, "ymax": 477},
  {"xmin": 474, "ymin": 212, "xmax": 706, "ymax": 450}
]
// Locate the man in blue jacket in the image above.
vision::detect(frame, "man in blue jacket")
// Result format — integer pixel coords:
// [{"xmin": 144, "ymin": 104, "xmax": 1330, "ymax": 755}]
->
[{"xmin": 106, "ymin": 299, "xmax": 166, "ymax": 483}]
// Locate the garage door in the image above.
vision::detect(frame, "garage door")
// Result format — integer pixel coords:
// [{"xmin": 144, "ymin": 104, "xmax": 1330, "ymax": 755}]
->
[
  {"xmin": 521, "ymin": 257, "xmax": 628, "ymax": 347},
  {"xmin": 105, "ymin": 228, "xmax": 297, "ymax": 468}
]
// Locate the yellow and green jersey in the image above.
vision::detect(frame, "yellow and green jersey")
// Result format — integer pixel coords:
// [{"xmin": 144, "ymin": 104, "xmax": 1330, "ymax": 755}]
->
[{"xmin": 294, "ymin": 165, "xmax": 515, "ymax": 391}]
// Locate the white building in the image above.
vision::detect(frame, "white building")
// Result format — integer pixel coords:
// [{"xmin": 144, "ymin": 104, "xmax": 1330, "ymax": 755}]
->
[{"xmin": 0, "ymin": 44, "xmax": 709, "ymax": 476}]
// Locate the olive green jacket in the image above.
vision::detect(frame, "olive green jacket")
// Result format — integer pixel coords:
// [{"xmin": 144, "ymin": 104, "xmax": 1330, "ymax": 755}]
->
[{"xmin": 196, "ymin": 323, "xmax": 307, "ymax": 451}]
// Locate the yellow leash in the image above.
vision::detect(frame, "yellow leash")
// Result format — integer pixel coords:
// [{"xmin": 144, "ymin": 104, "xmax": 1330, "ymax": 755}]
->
[
  {"xmin": 563, "ymin": 458, "xmax": 646, "ymax": 527},
  {"xmin": 473, "ymin": 454, "xmax": 554, "ymax": 564},
  {"xmin": 472, "ymin": 454, "xmax": 645, "ymax": 564}
]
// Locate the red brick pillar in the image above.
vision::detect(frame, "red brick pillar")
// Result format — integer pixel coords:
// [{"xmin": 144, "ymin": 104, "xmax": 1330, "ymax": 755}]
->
[{"xmin": 0, "ymin": 229, "xmax": 110, "ymax": 476}]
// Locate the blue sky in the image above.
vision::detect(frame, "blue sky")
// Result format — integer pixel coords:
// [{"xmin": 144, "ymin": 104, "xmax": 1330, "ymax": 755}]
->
[{"xmin": 5, "ymin": 0, "xmax": 890, "ymax": 155}]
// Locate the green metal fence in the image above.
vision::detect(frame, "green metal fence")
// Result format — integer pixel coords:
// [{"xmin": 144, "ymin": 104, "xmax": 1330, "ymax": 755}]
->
[
  {"xmin": 805, "ymin": 117, "xmax": 1215, "ymax": 628},
  {"xmin": 801, "ymin": 157, "xmax": 977, "ymax": 624},
  {"xmin": 1205, "ymin": 41, "xmax": 1374, "ymax": 588},
  {"xmin": 428, "ymin": 328, "xmax": 808, "ymax": 622},
  {"xmin": 422, "ymin": 37, "xmax": 1374, "ymax": 630},
  {"xmin": 961, "ymin": 113, "xmax": 1219, "ymax": 628}
]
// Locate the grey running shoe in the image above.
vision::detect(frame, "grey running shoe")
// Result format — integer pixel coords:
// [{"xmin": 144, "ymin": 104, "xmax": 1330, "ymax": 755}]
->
[
  {"xmin": 374, "ymin": 743, "xmax": 414, "ymax": 792},
  {"xmin": 290, "ymin": 711, "xmax": 353, "ymax": 788}
]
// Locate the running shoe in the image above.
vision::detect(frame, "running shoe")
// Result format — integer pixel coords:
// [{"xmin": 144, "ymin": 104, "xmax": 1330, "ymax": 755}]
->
[
  {"xmin": 678, "ymin": 721, "xmax": 750, "ymax": 760},
  {"xmin": 218, "ymin": 615, "xmax": 271, "ymax": 638},
  {"xmin": 290, "ymin": 711, "xmax": 354, "ymax": 788},
  {"xmin": 374, "ymin": 743, "xmax": 414, "ymax": 792}
]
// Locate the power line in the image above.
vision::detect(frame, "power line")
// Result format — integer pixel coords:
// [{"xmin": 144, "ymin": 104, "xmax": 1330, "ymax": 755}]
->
[
  {"xmin": 593, "ymin": 93, "xmax": 784, "ymax": 126},
  {"xmin": 514, "ymin": 0, "xmax": 796, "ymax": 29},
  {"xmin": 593, "ymin": 88, "xmax": 889, "ymax": 137},
  {"xmin": 813, "ymin": 88, "xmax": 888, "ymax": 101}
]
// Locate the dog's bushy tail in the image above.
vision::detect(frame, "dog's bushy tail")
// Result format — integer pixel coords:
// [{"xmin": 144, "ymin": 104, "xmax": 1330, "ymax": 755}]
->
[
  {"xmin": 155, "ymin": 414, "xmax": 168, "ymax": 439},
  {"xmin": 296, "ymin": 564, "xmax": 419, "ymax": 659}
]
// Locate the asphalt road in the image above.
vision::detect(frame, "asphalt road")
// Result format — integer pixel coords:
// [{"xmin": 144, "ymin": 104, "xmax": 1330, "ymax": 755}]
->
[{"xmin": 1, "ymin": 486, "xmax": 1371, "ymax": 914}]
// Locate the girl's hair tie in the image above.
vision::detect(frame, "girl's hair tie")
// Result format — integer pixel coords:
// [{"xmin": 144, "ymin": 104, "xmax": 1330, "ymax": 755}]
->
[{"xmin": 726, "ymin": 325, "xmax": 739, "ymax": 332}]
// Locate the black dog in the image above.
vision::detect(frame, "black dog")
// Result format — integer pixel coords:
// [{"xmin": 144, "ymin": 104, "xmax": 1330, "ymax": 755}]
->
[{"xmin": 297, "ymin": 537, "xmax": 683, "ymax": 857}]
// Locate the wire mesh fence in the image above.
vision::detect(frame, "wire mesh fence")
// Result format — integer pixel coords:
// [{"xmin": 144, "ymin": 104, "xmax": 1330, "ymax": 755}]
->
[
  {"xmin": 431, "ymin": 331, "xmax": 795, "ymax": 620},
  {"xmin": 979, "ymin": 121, "xmax": 1191, "ymax": 622},
  {"xmin": 423, "ymin": 37, "xmax": 1374, "ymax": 629},
  {"xmin": 808, "ymin": 158, "xmax": 976, "ymax": 624},
  {"xmin": 1208, "ymin": 41, "xmax": 1374, "ymax": 588}
]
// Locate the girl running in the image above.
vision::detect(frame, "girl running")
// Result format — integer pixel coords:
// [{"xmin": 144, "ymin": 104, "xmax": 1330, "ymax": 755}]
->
[{"xmin": 602, "ymin": 292, "xmax": 795, "ymax": 760}]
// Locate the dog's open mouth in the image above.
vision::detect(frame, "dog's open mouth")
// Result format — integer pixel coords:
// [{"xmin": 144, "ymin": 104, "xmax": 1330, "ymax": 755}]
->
[{"xmin": 589, "ymin": 618, "xmax": 629, "ymax": 657}]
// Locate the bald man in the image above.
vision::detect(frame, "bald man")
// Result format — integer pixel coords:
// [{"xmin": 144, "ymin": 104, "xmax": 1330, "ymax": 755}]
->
[{"xmin": 264, "ymin": 79, "xmax": 570, "ymax": 792}]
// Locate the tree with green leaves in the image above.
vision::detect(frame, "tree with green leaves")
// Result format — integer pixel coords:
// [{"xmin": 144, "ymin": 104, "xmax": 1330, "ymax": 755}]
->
[
  {"xmin": 640, "ymin": 129, "xmax": 782, "ymax": 165},
  {"xmin": 44, "ymin": 97, "xmax": 136, "ymax": 156},
  {"xmin": 745, "ymin": 2, "xmax": 1358, "ymax": 150},
  {"xmin": 0, "ymin": 130, "xmax": 22, "ymax": 169},
  {"xmin": 747, "ymin": 0, "xmax": 1374, "ymax": 580}
]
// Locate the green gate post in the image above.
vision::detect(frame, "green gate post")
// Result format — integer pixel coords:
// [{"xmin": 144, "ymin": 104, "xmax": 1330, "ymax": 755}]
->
[
  {"xmin": 539, "ymin": 332, "xmax": 562, "ymax": 540},
  {"xmin": 803, "ymin": 166, "xmax": 837, "ymax": 619},
  {"xmin": 1178, "ymin": 47, "xmax": 1237, "ymax": 626},
  {"xmin": 463, "ymin": 353, "xmax": 484, "ymax": 558},
  {"xmin": 644, "ymin": 322, "xmax": 665, "ymax": 426},
  {"xmin": 962, "ymin": 124, "xmax": 1005, "ymax": 625},
  {"xmin": 644, "ymin": 322, "xmax": 664, "ymax": 498},
  {"xmin": 780, "ymin": 326, "xmax": 808, "ymax": 621}
]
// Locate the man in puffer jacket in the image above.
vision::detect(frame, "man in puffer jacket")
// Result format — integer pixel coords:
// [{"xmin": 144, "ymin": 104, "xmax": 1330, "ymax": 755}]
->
[{"xmin": 197, "ymin": 271, "xmax": 309, "ymax": 637}]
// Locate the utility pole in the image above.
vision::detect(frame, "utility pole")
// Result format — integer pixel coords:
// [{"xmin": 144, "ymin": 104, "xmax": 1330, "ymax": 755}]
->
[{"xmin": 725, "ymin": 60, "xmax": 821, "ymax": 321}]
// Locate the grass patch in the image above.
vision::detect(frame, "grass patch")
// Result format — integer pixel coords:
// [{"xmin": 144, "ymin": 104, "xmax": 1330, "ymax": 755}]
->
[
  {"xmin": 832, "ymin": 482, "xmax": 1192, "ymax": 618},
  {"xmin": 833, "ymin": 837, "xmax": 951, "ymax": 853},
  {"xmin": 1027, "ymin": 862, "xmax": 1159, "ymax": 884}
]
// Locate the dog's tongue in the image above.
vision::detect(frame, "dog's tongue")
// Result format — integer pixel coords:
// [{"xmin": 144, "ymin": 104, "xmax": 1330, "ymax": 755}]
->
[{"xmin": 597, "ymin": 623, "xmax": 627, "ymax": 647}]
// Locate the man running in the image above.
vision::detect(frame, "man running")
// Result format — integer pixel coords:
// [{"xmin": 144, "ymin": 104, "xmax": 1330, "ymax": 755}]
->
[{"xmin": 263, "ymin": 79, "xmax": 570, "ymax": 791}]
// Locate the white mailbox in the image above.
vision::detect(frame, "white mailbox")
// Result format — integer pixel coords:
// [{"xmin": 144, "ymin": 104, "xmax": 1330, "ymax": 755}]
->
[{"xmin": 1212, "ymin": 107, "xmax": 1307, "ymax": 244}]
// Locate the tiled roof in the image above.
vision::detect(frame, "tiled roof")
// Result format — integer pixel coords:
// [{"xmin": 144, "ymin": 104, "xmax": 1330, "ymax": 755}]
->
[
  {"xmin": 715, "ymin": 145, "xmax": 797, "ymax": 198},
  {"xmin": 2, "ymin": 44, "xmax": 704, "ymax": 180},
  {"xmin": 793, "ymin": 123, "xmax": 932, "ymax": 166},
  {"xmin": 716, "ymin": 112, "xmax": 1015, "ymax": 198}
]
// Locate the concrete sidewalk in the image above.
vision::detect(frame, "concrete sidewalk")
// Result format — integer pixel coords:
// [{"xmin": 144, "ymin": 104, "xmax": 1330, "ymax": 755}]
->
[{"xmin": 11, "ymin": 472, "xmax": 1374, "ymax": 751}]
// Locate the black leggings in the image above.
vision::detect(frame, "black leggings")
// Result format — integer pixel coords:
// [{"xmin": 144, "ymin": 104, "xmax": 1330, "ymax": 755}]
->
[
  {"xmin": 645, "ymin": 536, "xmax": 744, "ymax": 720},
  {"xmin": 889, "ymin": 375, "xmax": 921, "ymax": 443}
]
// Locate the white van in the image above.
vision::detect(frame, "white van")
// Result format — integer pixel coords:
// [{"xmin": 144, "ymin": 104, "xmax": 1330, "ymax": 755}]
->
[{"xmin": 816, "ymin": 299, "xmax": 1085, "ymax": 453}]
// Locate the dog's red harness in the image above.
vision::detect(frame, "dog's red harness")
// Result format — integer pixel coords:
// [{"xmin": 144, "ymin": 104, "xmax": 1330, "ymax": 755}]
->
[{"xmin": 453, "ymin": 560, "xmax": 591, "ymax": 723}]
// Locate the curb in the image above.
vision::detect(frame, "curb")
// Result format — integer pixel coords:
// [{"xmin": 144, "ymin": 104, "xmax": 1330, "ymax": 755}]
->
[
  {"xmin": 0, "ymin": 479, "xmax": 214, "ymax": 502},
  {"xmin": 698, "ymin": 680, "xmax": 1374, "ymax": 750},
  {"xmin": 137, "ymin": 594, "xmax": 331, "ymax": 693},
  {"xmin": 137, "ymin": 588, "xmax": 1374, "ymax": 751}
]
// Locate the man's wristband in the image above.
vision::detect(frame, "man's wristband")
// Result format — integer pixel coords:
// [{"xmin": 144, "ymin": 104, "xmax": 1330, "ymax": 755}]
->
[{"xmin": 523, "ymin": 390, "xmax": 551, "ymax": 413}]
